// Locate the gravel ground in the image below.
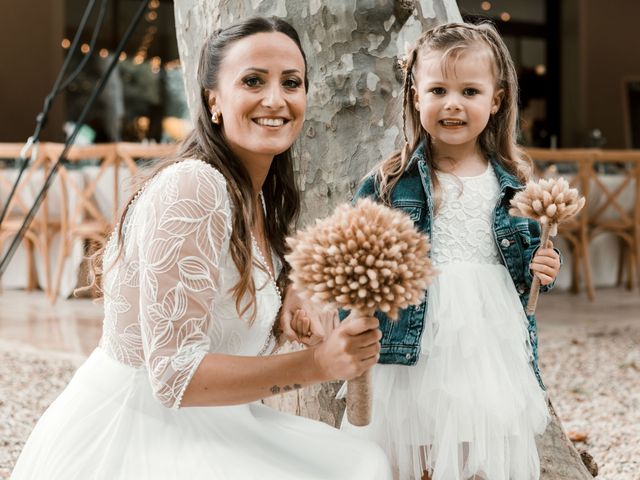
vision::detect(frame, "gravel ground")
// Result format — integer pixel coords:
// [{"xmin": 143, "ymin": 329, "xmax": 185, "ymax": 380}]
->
[
  {"xmin": 0, "ymin": 341, "xmax": 81, "ymax": 479},
  {"xmin": 0, "ymin": 323, "xmax": 638, "ymax": 479},
  {"xmin": 539, "ymin": 324, "xmax": 640, "ymax": 480}
]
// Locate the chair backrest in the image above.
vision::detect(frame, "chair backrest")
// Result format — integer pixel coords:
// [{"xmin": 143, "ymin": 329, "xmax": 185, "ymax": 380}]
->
[
  {"xmin": 586, "ymin": 150, "xmax": 640, "ymax": 239},
  {"xmin": 43, "ymin": 143, "xmax": 119, "ymax": 235},
  {"xmin": 0, "ymin": 143, "xmax": 54, "ymax": 230}
]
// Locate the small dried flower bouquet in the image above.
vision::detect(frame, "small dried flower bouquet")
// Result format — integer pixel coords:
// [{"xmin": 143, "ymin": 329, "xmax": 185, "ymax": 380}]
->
[
  {"xmin": 509, "ymin": 177, "xmax": 586, "ymax": 314},
  {"xmin": 286, "ymin": 198, "xmax": 436, "ymax": 426}
]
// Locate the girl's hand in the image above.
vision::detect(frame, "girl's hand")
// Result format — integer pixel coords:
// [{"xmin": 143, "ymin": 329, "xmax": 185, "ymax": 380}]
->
[
  {"xmin": 312, "ymin": 312, "xmax": 381, "ymax": 381},
  {"xmin": 279, "ymin": 286, "xmax": 330, "ymax": 346},
  {"xmin": 290, "ymin": 309, "xmax": 326, "ymax": 346},
  {"xmin": 530, "ymin": 240, "xmax": 561, "ymax": 285}
]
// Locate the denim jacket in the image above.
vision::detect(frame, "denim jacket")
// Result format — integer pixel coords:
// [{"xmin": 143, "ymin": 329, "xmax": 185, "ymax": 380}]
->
[{"xmin": 340, "ymin": 142, "xmax": 558, "ymax": 388}]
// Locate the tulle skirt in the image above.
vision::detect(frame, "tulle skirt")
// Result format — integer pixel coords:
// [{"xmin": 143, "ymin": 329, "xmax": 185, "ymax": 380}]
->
[
  {"xmin": 340, "ymin": 262, "xmax": 549, "ymax": 480},
  {"xmin": 12, "ymin": 347, "xmax": 391, "ymax": 480}
]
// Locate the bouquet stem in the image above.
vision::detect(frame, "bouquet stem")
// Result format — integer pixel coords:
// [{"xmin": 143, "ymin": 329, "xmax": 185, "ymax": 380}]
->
[
  {"xmin": 347, "ymin": 368, "xmax": 373, "ymax": 426},
  {"xmin": 345, "ymin": 308, "xmax": 374, "ymax": 426},
  {"xmin": 526, "ymin": 223, "xmax": 553, "ymax": 315}
]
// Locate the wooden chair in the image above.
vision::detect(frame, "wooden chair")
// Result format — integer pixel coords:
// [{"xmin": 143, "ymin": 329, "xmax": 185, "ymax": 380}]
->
[
  {"xmin": 526, "ymin": 148, "xmax": 596, "ymax": 300},
  {"xmin": 587, "ymin": 150, "xmax": 640, "ymax": 291},
  {"xmin": 0, "ymin": 143, "xmax": 57, "ymax": 295},
  {"xmin": 46, "ymin": 143, "xmax": 120, "ymax": 301}
]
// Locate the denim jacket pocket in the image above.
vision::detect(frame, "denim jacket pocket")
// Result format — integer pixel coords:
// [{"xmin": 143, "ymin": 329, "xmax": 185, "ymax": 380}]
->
[{"xmin": 391, "ymin": 201, "xmax": 424, "ymax": 223}]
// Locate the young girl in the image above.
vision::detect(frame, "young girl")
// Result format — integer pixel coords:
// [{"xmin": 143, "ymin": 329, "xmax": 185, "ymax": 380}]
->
[{"xmin": 339, "ymin": 22, "xmax": 561, "ymax": 480}]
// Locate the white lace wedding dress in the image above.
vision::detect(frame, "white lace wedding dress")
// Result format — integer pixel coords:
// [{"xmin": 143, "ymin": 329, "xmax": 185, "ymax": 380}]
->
[
  {"xmin": 341, "ymin": 164, "xmax": 549, "ymax": 480},
  {"xmin": 12, "ymin": 159, "xmax": 391, "ymax": 480}
]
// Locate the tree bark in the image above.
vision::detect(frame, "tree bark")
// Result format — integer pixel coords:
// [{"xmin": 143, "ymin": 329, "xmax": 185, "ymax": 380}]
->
[{"xmin": 174, "ymin": 2, "xmax": 595, "ymax": 478}]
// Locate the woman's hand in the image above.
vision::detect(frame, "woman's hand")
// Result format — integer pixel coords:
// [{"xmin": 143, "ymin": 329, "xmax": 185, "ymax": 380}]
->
[
  {"xmin": 530, "ymin": 240, "xmax": 561, "ymax": 285},
  {"xmin": 312, "ymin": 312, "xmax": 381, "ymax": 381}
]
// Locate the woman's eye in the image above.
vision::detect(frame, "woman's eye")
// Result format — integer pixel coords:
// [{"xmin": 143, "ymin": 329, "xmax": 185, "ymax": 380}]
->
[
  {"xmin": 243, "ymin": 76, "xmax": 262, "ymax": 87},
  {"xmin": 463, "ymin": 88, "xmax": 479, "ymax": 96},
  {"xmin": 431, "ymin": 87, "xmax": 446, "ymax": 95},
  {"xmin": 283, "ymin": 78, "xmax": 303, "ymax": 89}
]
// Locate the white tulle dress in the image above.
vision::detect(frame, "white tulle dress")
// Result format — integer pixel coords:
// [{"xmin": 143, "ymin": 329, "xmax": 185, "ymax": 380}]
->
[
  {"xmin": 341, "ymin": 164, "xmax": 549, "ymax": 480},
  {"xmin": 12, "ymin": 159, "xmax": 391, "ymax": 480}
]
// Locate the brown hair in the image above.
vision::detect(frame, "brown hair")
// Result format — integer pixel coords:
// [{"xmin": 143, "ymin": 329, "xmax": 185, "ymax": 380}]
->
[
  {"xmin": 88, "ymin": 17, "xmax": 307, "ymax": 321},
  {"xmin": 376, "ymin": 22, "xmax": 532, "ymax": 208}
]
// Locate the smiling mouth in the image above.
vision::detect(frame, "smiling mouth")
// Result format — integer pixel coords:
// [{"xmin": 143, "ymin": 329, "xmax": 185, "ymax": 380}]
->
[
  {"xmin": 253, "ymin": 118, "xmax": 289, "ymax": 127},
  {"xmin": 440, "ymin": 120, "xmax": 466, "ymax": 127}
]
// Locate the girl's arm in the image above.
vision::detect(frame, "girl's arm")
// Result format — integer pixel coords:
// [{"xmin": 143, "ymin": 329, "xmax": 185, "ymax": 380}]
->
[{"xmin": 181, "ymin": 313, "xmax": 381, "ymax": 407}]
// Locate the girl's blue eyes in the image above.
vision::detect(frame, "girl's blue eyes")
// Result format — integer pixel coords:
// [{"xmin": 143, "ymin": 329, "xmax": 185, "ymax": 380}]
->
[
  {"xmin": 242, "ymin": 76, "xmax": 302, "ymax": 89},
  {"xmin": 429, "ymin": 87, "xmax": 480, "ymax": 96}
]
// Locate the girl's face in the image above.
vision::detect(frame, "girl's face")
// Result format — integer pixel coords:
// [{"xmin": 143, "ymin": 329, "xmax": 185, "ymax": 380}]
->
[
  {"xmin": 208, "ymin": 32, "xmax": 307, "ymax": 168},
  {"xmin": 412, "ymin": 47, "xmax": 502, "ymax": 153}
]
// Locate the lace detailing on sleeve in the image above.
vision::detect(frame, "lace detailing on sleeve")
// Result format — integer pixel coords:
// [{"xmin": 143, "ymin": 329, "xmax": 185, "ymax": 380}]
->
[{"xmin": 136, "ymin": 160, "xmax": 231, "ymax": 408}]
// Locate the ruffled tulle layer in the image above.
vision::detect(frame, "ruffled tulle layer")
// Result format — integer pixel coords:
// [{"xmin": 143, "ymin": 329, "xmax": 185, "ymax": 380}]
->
[
  {"xmin": 13, "ymin": 348, "xmax": 391, "ymax": 480},
  {"xmin": 341, "ymin": 262, "xmax": 549, "ymax": 480}
]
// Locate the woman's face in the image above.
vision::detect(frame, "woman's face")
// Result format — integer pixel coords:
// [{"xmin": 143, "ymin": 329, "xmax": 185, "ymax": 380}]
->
[{"xmin": 208, "ymin": 32, "xmax": 307, "ymax": 168}]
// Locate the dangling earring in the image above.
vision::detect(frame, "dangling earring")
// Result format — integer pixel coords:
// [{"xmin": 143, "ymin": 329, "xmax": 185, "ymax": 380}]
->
[
  {"xmin": 414, "ymin": 102, "xmax": 420, "ymax": 111},
  {"xmin": 211, "ymin": 111, "xmax": 221, "ymax": 125},
  {"xmin": 491, "ymin": 107, "xmax": 498, "ymax": 115}
]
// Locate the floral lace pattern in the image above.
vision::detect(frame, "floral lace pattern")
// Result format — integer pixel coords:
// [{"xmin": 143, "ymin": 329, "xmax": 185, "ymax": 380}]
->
[
  {"xmin": 430, "ymin": 164, "xmax": 502, "ymax": 266},
  {"xmin": 99, "ymin": 160, "xmax": 280, "ymax": 409}
]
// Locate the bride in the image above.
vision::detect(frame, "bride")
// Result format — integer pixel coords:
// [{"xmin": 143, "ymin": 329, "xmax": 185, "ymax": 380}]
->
[{"xmin": 12, "ymin": 16, "xmax": 390, "ymax": 480}]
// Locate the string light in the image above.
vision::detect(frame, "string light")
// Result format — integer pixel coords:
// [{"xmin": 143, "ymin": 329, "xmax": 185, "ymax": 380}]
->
[
  {"xmin": 480, "ymin": 1, "xmax": 491, "ymax": 11},
  {"xmin": 81, "ymin": 43, "xmax": 91, "ymax": 54},
  {"xmin": 119, "ymin": 52, "xmax": 127, "ymax": 61},
  {"xmin": 500, "ymin": 11, "xmax": 511, "ymax": 21},
  {"xmin": 535, "ymin": 64, "xmax": 546, "ymax": 76},
  {"xmin": 150, "ymin": 56, "xmax": 161, "ymax": 71},
  {"xmin": 134, "ymin": 2, "xmax": 158, "ymax": 62},
  {"xmin": 99, "ymin": 48, "xmax": 109, "ymax": 58},
  {"xmin": 134, "ymin": 54, "xmax": 145, "ymax": 65},
  {"xmin": 61, "ymin": 38, "xmax": 71, "ymax": 49}
]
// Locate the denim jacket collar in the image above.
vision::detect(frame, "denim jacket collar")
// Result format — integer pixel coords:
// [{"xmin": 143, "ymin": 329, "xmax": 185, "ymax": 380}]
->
[{"xmin": 409, "ymin": 140, "xmax": 524, "ymax": 198}]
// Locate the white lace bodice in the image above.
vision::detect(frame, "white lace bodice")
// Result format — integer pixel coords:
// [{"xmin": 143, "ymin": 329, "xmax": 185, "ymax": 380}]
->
[
  {"xmin": 99, "ymin": 159, "xmax": 281, "ymax": 409},
  {"xmin": 430, "ymin": 164, "xmax": 502, "ymax": 266}
]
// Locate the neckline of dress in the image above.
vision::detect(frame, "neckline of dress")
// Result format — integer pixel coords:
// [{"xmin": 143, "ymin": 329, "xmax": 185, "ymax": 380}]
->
[
  {"xmin": 437, "ymin": 162, "xmax": 492, "ymax": 180},
  {"xmin": 251, "ymin": 192, "xmax": 281, "ymax": 289}
]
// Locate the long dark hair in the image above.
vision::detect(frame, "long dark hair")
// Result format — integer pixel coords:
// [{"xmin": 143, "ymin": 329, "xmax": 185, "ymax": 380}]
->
[{"xmin": 91, "ymin": 17, "xmax": 307, "ymax": 321}]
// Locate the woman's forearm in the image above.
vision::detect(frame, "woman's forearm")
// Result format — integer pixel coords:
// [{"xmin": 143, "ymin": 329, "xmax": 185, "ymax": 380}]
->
[{"xmin": 180, "ymin": 347, "xmax": 327, "ymax": 407}]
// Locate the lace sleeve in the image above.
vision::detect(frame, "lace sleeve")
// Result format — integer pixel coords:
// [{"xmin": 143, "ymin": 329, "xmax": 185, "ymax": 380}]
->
[{"xmin": 136, "ymin": 160, "xmax": 230, "ymax": 409}]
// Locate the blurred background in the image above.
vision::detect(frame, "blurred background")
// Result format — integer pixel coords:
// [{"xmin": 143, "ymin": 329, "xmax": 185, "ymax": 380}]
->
[{"xmin": 1, "ymin": 0, "xmax": 639, "ymax": 149}]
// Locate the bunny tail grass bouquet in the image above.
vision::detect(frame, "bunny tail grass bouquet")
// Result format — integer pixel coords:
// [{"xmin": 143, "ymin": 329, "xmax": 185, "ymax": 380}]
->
[
  {"xmin": 509, "ymin": 177, "xmax": 585, "ymax": 315},
  {"xmin": 286, "ymin": 198, "xmax": 436, "ymax": 426}
]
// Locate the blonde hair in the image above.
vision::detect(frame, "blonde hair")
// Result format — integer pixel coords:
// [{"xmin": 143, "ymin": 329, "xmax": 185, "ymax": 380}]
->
[{"xmin": 376, "ymin": 22, "xmax": 532, "ymax": 207}]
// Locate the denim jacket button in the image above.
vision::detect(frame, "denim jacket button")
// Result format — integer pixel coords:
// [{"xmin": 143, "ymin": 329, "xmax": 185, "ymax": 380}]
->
[
  {"xmin": 517, "ymin": 285, "xmax": 526, "ymax": 294},
  {"xmin": 405, "ymin": 353, "xmax": 412, "ymax": 360},
  {"xmin": 500, "ymin": 238, "xmax": 510, "ymax": 248}
]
